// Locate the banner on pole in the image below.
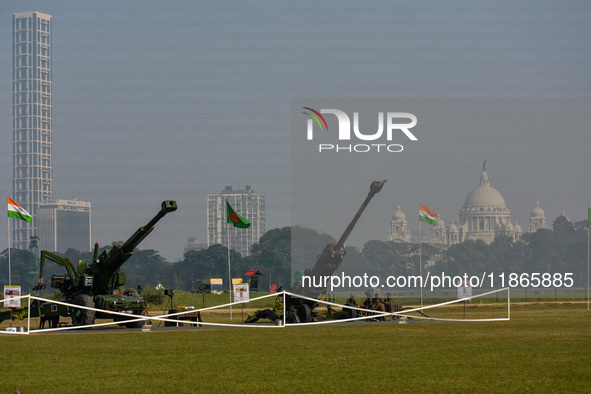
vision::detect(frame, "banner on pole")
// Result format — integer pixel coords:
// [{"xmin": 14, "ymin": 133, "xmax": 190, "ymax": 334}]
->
[
  {"xmin": 233, "ymin": 283, "xmax": 250, "ymax": 303},
  {"xmin": 3, "ymin": 285, "xmax": 21, "ymax": 308},
  {"xmin": 457, "ymin": 282, "xmax": 472, "ymax": 299}
]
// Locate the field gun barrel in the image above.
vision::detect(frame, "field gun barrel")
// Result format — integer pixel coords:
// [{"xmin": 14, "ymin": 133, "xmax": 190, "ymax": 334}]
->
[
  {"xmin": 90, "ymin": 200, "xmax": 177, "ymax": 294},
  {"xmin": 310, "ymin": 179, "xmax": 386, "ymax": 278},
  {"xmin": 292, "ymin": 180, "xmax": 386, "ymax": 299},
  {"xmin": 117, "ymin": 200, "xmax": 178, "ymax": 255},
  {"xmin": 335, "ymin": 179, "xmax": 386, "ymax": 249}
]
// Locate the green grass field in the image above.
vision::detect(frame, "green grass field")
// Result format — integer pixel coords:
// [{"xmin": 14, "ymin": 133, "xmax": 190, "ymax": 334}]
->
[{"xmin": 1, "ymin": 302, "xmax": 590, "ymax": 393}]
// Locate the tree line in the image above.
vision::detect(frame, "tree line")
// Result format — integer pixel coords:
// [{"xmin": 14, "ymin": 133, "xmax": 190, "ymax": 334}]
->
[{"xmin": 1, "ymin": 215, "xmax": 589, "ymax": 293}]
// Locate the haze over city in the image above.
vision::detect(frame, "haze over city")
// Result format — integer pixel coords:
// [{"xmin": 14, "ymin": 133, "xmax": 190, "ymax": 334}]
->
[{"xmin": 1, "ymin": 1, "xmax": 590, "ymax": 262}]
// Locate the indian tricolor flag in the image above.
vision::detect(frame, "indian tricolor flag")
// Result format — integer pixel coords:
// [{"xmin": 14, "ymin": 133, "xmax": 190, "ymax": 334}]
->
[
  {"xmin": 7, "ymin": 197, "xmax": 32, "ymax": 223},
  {"xmin": 419, "ymin": 204, "xmax": 438, "ymax": 226}
]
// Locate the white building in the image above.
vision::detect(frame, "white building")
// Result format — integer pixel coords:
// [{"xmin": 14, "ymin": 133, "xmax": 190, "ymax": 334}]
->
[
  {"xmin": 529, "ymin": 202, "xmax": 546, "ymax": 233},
  {"xmin": 389, "ymin": 164, "xmax": 545, "ymax": 247},
  {"xmin": 456, "ymin": 167, "xmax": 521, "ymax": 243},
  {"xmin": 11, "ymin": 11, "xmax": 53, "ymax": 249},
  {"xmin": 37, "ymin": 199, "xmax": 91, "ymax": 253},
  {"xmin": 388, "ymin": 206, "xmax": 411, "ymax": 242},
  {"xmin": 207, "ymin": 186, "xmax": 265, "ymax": 256}
]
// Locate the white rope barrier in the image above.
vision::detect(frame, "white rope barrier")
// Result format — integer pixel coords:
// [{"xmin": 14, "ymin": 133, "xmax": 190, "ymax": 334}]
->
[
  {"xmin": 1, "ymin": 292, "xmax": 288, "ymax": 334},
  {"xmin": 1, "ymin": 288, "xmax": 510, "ymax": 334},
  {"xmin": 284, "ymin": 287, "xmax": 511, "ymax": 326}
]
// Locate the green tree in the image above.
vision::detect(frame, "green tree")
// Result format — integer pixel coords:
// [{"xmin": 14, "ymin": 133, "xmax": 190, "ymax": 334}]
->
[
  {"xmin": 125, "ymin": 249, "xmax": 171, "ymax": 289},
  {"xmin": 434, "ymin": 240, "xmax": 491, "ymax": 278},
  {"xmin": 247, "ymin": 227, "xmax": 292, "ymax": 290},
  {"xmin": 564, "ymin": 240, "xmax": 588, "ymax": 286},
  {"xmin": 361, "ymin": 240, "xmax": 415, "ymax": 278},
  {"xmin": 291, "ymin": 226, "xmax": 336, "ymax": 274},
  {"xmin": 489, "ymin": 235, "xmax": 528, "ymax": 273},
  {"xmin": 169, "ymin": 244, "xmax": 243, "ymax": 291},
  {"xmin": 62, "ymin": 248, "xmax": 94, "ymax": 268},
  {"xmin": 521, "ymin": 229, "xmax": 562, "ymax": 274},
  {"xmin": 553, "ymin": 215, "xmax": 576, "ymax": 242},
  {"xmin": 0, "ymin": 248, "xmax": 37, "ymax": 291},
  {"xmin": 204, "ymin": 244, "xmax": 242, "ymax": 282},
  {"xmin": 339, "ymin": 246, "xmax": 368, "ymax": 277}
]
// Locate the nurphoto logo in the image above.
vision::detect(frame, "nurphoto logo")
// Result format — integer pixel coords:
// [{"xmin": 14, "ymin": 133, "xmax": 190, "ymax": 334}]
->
[{"xmin": 302, "ymin": 107, "xmax": 418, "ymax": 153}]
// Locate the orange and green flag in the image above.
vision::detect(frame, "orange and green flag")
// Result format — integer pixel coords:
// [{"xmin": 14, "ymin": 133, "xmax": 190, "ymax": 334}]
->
[
  {"xmin": 226, "ymin": 202, "xmax": 250, "ymax": 229},
  {"xmin": 7, "ymin": 197, "xmax": 32, "ymax": 223},
  {"xmin": 419, "ymin": 203, "xmax": 438, "ymax": 226}
]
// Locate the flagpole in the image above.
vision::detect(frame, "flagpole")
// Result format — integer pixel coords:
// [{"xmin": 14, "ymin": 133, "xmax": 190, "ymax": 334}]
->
[
  {"xmin": 587, "ymin": 225, "xmax": 589, "ymax": 312},
  {"xmin": 419, "ymin": 217, "xmax": 423, "ymax": 308},
  {"xmin": 7, "ymin": 215, "xmax": 11, "ymax": 286},
  {"xmin": 225, "ymin": 200, "xmax": 250, "ymax": 322},
  {"xmin": 228, "ymin": 222, "xmax": 232, "ymax": 321}
]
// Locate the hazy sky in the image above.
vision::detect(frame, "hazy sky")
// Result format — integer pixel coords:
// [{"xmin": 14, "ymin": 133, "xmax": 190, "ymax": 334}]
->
[{"xmin": 1, "ymin": 1, "xmax": 590, "ymax": 261}]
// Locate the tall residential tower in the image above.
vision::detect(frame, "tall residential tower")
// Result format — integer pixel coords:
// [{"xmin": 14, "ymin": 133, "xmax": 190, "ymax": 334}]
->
[{"xmin": 12, "ymin": 11, "xmax": 53, "ymax": 249}]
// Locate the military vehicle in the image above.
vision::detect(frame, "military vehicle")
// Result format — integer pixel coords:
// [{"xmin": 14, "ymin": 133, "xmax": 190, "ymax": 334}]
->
[
  {"xmin": 288, "ymin": 180, "xmax": 386, "ymax": 322},
  {"xmin": 0, "ymin": 200, "xmax": 177, "ymax": 328},
  {"xmin": 246, "ymin": 180, "xmax": 386, "ymax": 324}
]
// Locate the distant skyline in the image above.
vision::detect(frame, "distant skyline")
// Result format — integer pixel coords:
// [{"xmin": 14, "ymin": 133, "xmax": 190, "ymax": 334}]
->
[{"xmin": 1, "ymin": 1, "xmax": 590, "ymax": 262}]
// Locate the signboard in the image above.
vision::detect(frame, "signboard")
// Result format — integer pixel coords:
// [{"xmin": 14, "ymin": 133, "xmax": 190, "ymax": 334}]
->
[
  {"xmin": 3, "ymin": 285, "xmax": 22, "ymax": 308},
  {"xmin": 457, "ymin": 283, "xmax": 472, "ymax": 299},
  {"xmin": 233, "ymin": 283, "xmax": 249, "ymax": 303}
]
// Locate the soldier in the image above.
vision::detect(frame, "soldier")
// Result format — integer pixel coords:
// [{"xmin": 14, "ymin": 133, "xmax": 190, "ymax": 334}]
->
[
  {"xmin": 345, "ymin": 294, "xmax": 357, "ymax": 307},
  {"xmin": 344, "ymin": 294, "xmax": 358, "ymax": 318},
  {"xmin": 383, "ymin": 293, "xmax": 393, "ymax": 313},
  {"xmin": 373, "ymin": 296, "xmax": 386, "ymax": 320},
  {"xmin": 360, "ymin": 294, "xmax": 373, "ymax": 317}
]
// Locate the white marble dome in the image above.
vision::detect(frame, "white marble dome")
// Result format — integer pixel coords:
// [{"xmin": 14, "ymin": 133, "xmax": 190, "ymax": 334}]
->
[
  {"xmin": 514, "ymin": 221, "xmax": 522, "ymax": 233},
  {"xmin": 458, "ymin": 165, "xmax": 512, "ymax": 244},
  {"xmin": 531, "ymin": 202, "xmax": 545, "ymax": 218},
  {"xmin": 461, "ymin": 171, "xmax": 510, "ymax": 214},
  {"xmin": 392, "ymin": 205, "xmax": 406, "ymax": 221}
]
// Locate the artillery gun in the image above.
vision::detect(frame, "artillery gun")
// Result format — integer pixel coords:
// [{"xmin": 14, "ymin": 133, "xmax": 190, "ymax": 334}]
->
[
  {"xmin": 288, "ymin": 180, "xmax": 385, "ymax": 322},
  {"xmin": 291, "ymin": 180, "xmax": 386, "ymax": 297},
  {"xmin": 29, "ymin": 200, "xmax": 178, "ymax": 328},
  {"xmin": 244, "ymin": 180, "xmax": 385, "ymax": 324}
]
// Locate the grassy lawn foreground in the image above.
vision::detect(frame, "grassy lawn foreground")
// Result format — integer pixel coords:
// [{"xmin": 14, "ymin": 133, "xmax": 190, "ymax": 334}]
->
[{"xmin": 1, "ymin": 303, "xmax": 589, "ymax": 393}]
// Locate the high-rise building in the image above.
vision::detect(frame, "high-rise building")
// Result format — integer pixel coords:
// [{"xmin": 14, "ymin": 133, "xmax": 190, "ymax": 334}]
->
[
  {"xmin": 12, "ymin": 11, "xmax": 53, "ymax": 249},
  {"xmin": 37, "ymin": 199, "xmax": 92, "ymax": 253},
  {"xmin": 207, "ymin": 185, "xmax": 265, "ymax": 256}
]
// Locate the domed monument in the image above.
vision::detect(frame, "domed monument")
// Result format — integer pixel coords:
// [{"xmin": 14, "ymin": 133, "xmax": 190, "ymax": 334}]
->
[
  {"xmin": 388, "ymin": 161, "xmax": 546, "ymax": 247},
  {"xmin": 529, "ymin": 202, "xmax": 546, "ymax": 232},
  {"xmin": 388, "ymin": 205, "xmax": 411, "ymax": 242},
  {"xmin": 457, "ymin": 161, "xmax": 517, "ymax": 243}
]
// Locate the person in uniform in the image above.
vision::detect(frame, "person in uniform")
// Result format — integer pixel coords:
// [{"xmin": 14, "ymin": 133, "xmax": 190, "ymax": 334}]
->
[
  {"xmin": 383, "ymin": 293, "xmax": 393, "ymax": 313},
  {"xmin": 345, "ymin": 294, "xmax": 357, "ymax": 307},
  {"xmin": 344, "ymin": 294, "xmax": 358, "ymax": 318},
  {"xmin": 372, "ymin": 296, "xmax": 386, "ymax": 320}
]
